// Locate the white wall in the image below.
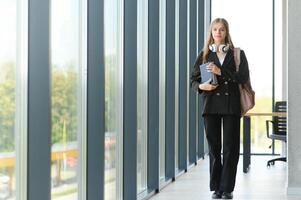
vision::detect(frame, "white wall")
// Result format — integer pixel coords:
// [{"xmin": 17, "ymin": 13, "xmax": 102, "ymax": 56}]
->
[{"xmin": 287, "ymin": 0, "xmax": 301, "ymax": 195}]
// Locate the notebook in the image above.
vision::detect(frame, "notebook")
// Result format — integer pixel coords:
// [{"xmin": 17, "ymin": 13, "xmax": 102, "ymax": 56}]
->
[{"xmin": 199, "ymin": 63, "xmax": 213, "ymax": 83}]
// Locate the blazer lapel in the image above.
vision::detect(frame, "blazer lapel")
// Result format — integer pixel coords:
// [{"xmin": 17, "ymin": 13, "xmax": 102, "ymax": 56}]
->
[
  {"xmin": 208, "ymin": 52, "xmax": 221, "ymax": 66},
  {"xmin": 221, "ymin": 50, "xmax": 234, "ymax": 68}
]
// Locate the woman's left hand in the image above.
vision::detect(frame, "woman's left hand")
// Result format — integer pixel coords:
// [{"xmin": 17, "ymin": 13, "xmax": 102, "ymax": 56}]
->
[{"xmin": 207, "ymin": 62, "xmax": 221, "ymax": 75}]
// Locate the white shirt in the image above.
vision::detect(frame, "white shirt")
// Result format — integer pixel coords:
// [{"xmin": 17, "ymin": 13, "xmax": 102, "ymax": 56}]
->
[{"xmin": 217, "ymin": 52, "xmax": 227, "ymax": 65}]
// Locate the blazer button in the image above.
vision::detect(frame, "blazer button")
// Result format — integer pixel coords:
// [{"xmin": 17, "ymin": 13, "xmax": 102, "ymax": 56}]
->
[
  {"xmin": 225, "ymin": 92, "xmax": 229, "ymax": 96},
  {"xmin": 216, "ymin": 92, "xmax": 220, "ymax": 96},
  {"xmin": 224, "ymin": 81, "xmax": 228, "ymax": 85}
]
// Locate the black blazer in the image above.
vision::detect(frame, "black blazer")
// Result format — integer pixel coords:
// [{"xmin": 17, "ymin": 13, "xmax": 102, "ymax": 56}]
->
[{"xmin": 190, "ymin": 49, "xmax": 249, "ymax": 116}]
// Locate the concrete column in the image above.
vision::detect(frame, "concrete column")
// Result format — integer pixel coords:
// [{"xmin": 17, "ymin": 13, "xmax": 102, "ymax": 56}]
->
[{"xmin": 287, "ymin": 0, "xmax": 301, "ymax": 195}]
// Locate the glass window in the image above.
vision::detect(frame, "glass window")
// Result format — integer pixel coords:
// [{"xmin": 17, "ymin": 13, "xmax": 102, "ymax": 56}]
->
[
  {"xmin": 0, "ymin": 1, "xmax": 17, "ymax": 199},
  {"xmin": 211, "ymin": 0, "xmax": 275, "ymax": 153},
  {"xmin": 274, "ymin": 0, "xmax": 286, "ymax": 155},
  {"xmin": 104, "ymin": 0, "xmax": 123, "ymax": 199},
  {"xmin": 137, "ymin": 0, "xmax": 148, "ymax": 196},
  {"xmin": 159, "ymin": 0, "xmax": 166, "ymax": 186},
  {"xmin": 0, "ymin": 0, "xmax": 28, "ymax": 199},
  {"xmin": 275, "ymin": 0, "xmax": 285, "ymax": 102},
  {"xmin": 50, "ymin": 0, "xmax": 87, "ymax": 199}
]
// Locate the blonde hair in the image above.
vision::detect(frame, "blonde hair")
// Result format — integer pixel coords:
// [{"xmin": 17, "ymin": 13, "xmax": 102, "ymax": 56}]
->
[{"xmin": 202, "ymin": 18, "xmax": 234, "ymax": 63}]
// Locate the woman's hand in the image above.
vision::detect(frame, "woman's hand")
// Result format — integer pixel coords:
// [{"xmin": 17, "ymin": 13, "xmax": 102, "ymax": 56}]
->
[
  {"xmin": 207, "ymin": 62, "xmax": 221, "ymax": 75},
  {"xmin": 198, "ymin": 80, "xmax": 218, "ymax": 91}
]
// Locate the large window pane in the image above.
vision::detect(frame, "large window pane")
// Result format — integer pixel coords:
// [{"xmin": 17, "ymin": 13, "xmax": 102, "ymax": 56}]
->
[
  {"xmin": 274, "ymin": 0, "xmax": 286, "ymax": 155},
  {"xmin": 0, "ymin": 1, "xmax": 17, "ymax": 199},
  {"xmin": 159, "ymin": 0, "xmax": 166, "ymax": 186},
  {"xmin": 211, "ymin": 0, "xmax": 274, "ymax": 154},
  {"xmin": 50, "ymin": 0, "xmax": 87, "ymax": 199},
  {"xmin": 137, "ymin": 0, "xmax": 148, "ymax": 196},
  {"xmin": 211, "ymin": 0, "xmax": 285, "ymax": 155},
  {"xmin": 0, "ymin": 0, "xmax": 27, "ymax": 199},
  {"xmin": 104, "ymin": 0, "xmax": 123, "ymax": 199},
  {"xmin": 275, "ymin": 0, "xmax": 285, "ymax": 102}
]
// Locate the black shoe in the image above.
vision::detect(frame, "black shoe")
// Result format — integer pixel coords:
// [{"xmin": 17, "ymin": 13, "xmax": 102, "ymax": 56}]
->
[
  {"xmin": 212, "ymin": 191, "xmax": 222, "ymax": 199},
  {"xmin": 221, "ymin": 192, "xmax": 233, "ymax": 199}
]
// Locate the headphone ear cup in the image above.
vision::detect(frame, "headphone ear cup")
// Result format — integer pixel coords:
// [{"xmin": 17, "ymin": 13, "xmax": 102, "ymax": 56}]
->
[
  {"xmin": 219, "ymin": 44, "xmax": 225, "ymax": 52},
  {"xmin": 220, "ymin": 44, "xmax": 230, "ymax": 53},
  {"xmin": 209, "ymin": 44, "xmax": 217, "ymax": 52}
]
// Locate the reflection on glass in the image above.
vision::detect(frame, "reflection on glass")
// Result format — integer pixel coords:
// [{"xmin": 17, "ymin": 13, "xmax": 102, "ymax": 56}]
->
[
  {"xmin": 104, "ymin": 0, "xmax": 123, "ymax": 200},
  {"xmin": 159, "ymin": 0, "xmax": 166, "ymax": 184},
  {"xmin": 0, "ymin": 1, "xmax": 17, "ymax": 199},
  {"xmin": 51, "ymin": 0, "xmax": 83, "ymax": 199},
  {"xmin": 137, "ymin": 0, "xmax": 148, "ymax": 196}
]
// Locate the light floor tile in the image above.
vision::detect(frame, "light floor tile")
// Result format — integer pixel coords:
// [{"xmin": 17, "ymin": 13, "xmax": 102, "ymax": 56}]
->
[{"xmin": 149, "ymin": 155, "xmax": 301, "ymax": 200}]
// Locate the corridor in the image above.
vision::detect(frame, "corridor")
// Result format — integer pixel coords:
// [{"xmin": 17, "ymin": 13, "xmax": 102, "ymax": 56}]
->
[{"xmin": 150, "ymin": 156, "xmax": 299, "ymax": 200}]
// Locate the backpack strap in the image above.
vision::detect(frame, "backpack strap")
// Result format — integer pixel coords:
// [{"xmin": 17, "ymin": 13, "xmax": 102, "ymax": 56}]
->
[{"xmin": 233, "ymin": 47, "xmax": 241, "ymax": 72}]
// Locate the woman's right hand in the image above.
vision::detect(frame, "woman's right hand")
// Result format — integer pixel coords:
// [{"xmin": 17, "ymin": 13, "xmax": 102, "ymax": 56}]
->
[{"xmin": 198, "ymin": 80, "xmax": 218, "ymax": 91}]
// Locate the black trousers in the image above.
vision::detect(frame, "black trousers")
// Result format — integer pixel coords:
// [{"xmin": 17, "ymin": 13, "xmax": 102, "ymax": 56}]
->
[{"xmin": 204, "ymin": 114, "xmax": 240, "ymax": 193}]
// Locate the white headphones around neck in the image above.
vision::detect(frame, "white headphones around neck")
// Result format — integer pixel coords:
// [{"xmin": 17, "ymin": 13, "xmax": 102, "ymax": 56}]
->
[{"xmin": 209, "ymin": 43, "xmax": 230, "ymax": 53}]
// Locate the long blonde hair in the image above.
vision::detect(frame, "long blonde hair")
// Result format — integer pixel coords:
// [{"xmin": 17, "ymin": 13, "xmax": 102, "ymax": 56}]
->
[{"xmin": 202, "ymin": 18, "xmax": 234, "ymax": 63}]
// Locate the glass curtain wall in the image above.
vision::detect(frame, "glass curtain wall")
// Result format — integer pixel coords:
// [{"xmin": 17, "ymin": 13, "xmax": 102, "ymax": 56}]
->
[
  {"xmin": 174, "ymin": 0, "xmax": 180, "ymax": 174},
  {"xmin": 274, "ymin": 0, "xmax": 286, "ymax": 155},
  {"xmin": 0, "ymin": 0, "xmax": 28, "ymax": 199},
  {"xmin": 104, "ymin": 0, "xmax": 123, "ymax": 199},
  {"xmin": 159, "ymin": 0, "xmax": 166, "ymax": 186},
  {"xmin": 0, "ymin": 2, "xmax": 17, "ymax": 200},
  {"xmin": 211, "ymin": 0, "xmax": 276, "ymax": 153},
  {"xmin": 274, "ymin": 0, "xmax": 285, "ymax": 102},
  {"xmin": 50, "ymin": 0, "xmax": 87, "ymax": 199},
  {"xmin": 137, "ymin": 0, "xmax": 148, "ymax": 197},
  {"xmin": 16, "ymin": 0, "xmax": 28, "ymax": 199}
]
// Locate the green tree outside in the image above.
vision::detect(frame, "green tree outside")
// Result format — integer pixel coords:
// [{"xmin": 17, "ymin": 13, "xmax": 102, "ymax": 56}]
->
[
  {"xmin": 0, "ymin": 62, "xmax": 15, "ymax": 152},
  {"xmin": 51, "ymin": 64, "xmax": 78, "ymax": 145}
]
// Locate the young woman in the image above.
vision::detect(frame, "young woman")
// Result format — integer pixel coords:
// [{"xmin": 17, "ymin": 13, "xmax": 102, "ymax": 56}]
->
[{"xmin": 190, "ymin": 18, "xmax": 250, "ymax": 199}]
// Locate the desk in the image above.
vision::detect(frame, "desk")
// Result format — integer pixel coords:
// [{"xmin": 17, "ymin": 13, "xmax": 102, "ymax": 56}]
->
[{"xmin": 243, "ymin": 112, "xmax": 287, "ymax": 173}]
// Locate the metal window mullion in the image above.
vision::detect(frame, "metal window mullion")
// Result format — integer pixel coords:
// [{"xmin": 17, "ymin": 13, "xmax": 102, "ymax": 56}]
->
[
  {"xmin": 123, "ymin": 0, "xmax": 137, "ymax": 199},
  {"xmin": 165, "ymin": 0, "xmax": 176, "ymax": 180},
  {"xmin": 27, "ymin": 0, "xmax": 51, "ymax": 199},
  {"xmin": 186, "ymin": 0, "xmax": 190, "ymax": 166},
  {"xmin": 195, "ymin": 0, "xmax": 199, "ymax": 158},
  {"xmin": 197, "ymin": 0, "xmax": 205, "ymax": 159},
  {"xmin": 147, "ymin": 0, "xmax": 160, "ymax": 192},
  {"xmin": 178, "ymin": 0, "xmax": 188, "ymax": 171},
  {"xmin": 86, "ymin": 0, "xmax": 104, "ymax": 199},
  {"xmin": 188, "ymin": 0, "xmax": 197, "ymax": 165},
  {"xmin": 174, "ymin": 0, "xmax": 179, "ymax": 173}
]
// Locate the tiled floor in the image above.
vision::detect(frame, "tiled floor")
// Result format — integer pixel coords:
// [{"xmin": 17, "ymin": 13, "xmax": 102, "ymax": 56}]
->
[{"xmin": 149, "ymin": 155, "xmax": 301, "ymax": 200}]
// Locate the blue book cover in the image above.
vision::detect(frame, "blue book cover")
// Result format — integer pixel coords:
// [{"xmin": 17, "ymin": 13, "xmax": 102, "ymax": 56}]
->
[{"xmin": 199, "ymin": 63, "xmax": 213, "ymax": 83}]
